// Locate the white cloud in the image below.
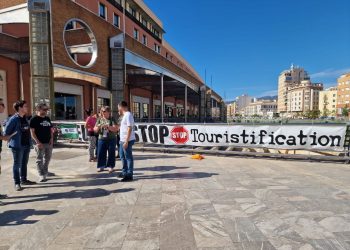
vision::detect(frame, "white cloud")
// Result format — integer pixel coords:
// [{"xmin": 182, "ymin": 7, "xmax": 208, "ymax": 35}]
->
[{"xmin": 310, "ymin": 68, "xmax": 350, "ymax": 79}]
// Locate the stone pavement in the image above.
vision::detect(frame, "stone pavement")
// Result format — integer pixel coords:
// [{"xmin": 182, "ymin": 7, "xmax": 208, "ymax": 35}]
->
[{"xmin": 0, "ymin": 147, "xmax": 350, "ymax": 250}]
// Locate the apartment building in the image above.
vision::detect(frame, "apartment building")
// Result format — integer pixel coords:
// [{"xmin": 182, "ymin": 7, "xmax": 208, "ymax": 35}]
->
[
  {"xmin": 278, "ymin": 65, "xmax": 310, "ymax": 114},
  {"xmin": 286, "ymin": 80, "xmax": 323, "ymax": 115},
  {"xmin": 337, "ymin": 73, "xmax": 350, "ymax": 116},
  {"xmin": 235, "ymin": 94, "xmax": 253, "ymax": 113},
  {"xmin": 243, "ymin": 100, "xmax": 278, "ymax": 118},
  {"xmin": 319, "ymin": 87, "xmax": 337, "ymax": 116}
]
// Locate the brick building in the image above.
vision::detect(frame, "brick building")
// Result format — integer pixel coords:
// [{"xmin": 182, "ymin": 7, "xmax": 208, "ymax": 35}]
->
[{"xmin": 0, "ymin": 0, "xmax": 225, "ymax": 122}]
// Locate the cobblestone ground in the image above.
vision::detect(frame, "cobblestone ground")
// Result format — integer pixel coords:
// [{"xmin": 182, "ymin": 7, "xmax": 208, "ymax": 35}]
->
[{"xmin": 0, "ymin": 147, "xmax": 350, "ymax": 250}]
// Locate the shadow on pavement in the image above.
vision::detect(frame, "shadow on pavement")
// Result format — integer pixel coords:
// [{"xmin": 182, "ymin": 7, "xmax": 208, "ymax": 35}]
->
[
  {"xmin": 134, "ymin": 155, "xmax": 183, "ymax": 161},
  {"xmin": 0, "ymin": 209, "xmax": 58, "ymax": 226},
  {"xmin": 5, "ymin": 188, "xmax": 134, "ymax": 205}
]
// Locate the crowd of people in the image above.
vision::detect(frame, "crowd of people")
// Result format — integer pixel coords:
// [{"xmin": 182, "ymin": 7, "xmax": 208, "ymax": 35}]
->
[{"xmin": 0, "ymin": 99, "xmax": 136, "ymax": 206}]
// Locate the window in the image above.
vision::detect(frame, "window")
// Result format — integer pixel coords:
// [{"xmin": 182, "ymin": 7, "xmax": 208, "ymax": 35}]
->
[
  {"xmin": 166, "ymin": 52, "xmax": 169, "ymax": 59},
  {"xmin": 97, "ymin": 97, "xmax": 111, "ymax": 108},
  {"xmin": 134, "ymin": 28, "xmax": 139, "ymax": 40},
  {"xmin": 65, "ymin": 21, "xmax": 75, "ymax": 30},
  {"xmin": 113, "ymin": 13, "xmax": 120, "ymax": 27},
  {"xmin": 142, "ymin": 103, "xmax": 149, "ymax": 118},
  {"xmin": 130, "ymin": 7, "xmax": 136, "ymax": 17},
  {"xmin": 133, "ymin": 102, "xmax": 140, "ymax": 118},
  {"xmin": 154, "ymin": 29, "xmax": 160, "ymax": 38},
  {"xmin": 141, "ymin": 17, "xmax": 147, "ymax": 27},
  {"xmin": 99, "ymin": 3, "xmax": 107, "ymax": 19},
  {"xmin": 154, "ymin": 43, "xmax": 161, "ymax": 54},
  {"xmin": 142, "ymin": 35, "xmax": 147, "ymax": 45},
  {"xmin": 155, "ymin": 105, "xmax": 161, "ymax": 118}
]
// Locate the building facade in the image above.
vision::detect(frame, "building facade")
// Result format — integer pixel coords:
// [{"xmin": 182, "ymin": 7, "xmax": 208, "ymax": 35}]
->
[
  {"xmin": 278, "ymin": 65, "xmax": 310, "ymax": 114},
  {"xmin": 286, "ymin": 80, "xmax": 323, "ymax": 116},
  {"xmin": 243, "ymin": 100, "xmax": 277, "ymax": 118},
  {"xmin": 337, "ymin": 73, "xmax": 350, "ymax": 116},
  {"xmin": 319, "ymin": 87, "xmax": 337, "ymax": 117},
  {"xmin": 235, "ymin": 94, "xmax": 253, "ymax": 113},
  {"xmin": 0, "ymin": 0, "xmax": 224, "ymax": 123},
  {"xmin": 226, "ymin": 101, "xmax": 237, "ymax": 118}
]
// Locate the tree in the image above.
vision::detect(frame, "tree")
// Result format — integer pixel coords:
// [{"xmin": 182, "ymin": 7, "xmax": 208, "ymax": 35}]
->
[
  {"xmin": 322, "ymin": 95, "xmax": 329, "ymax": 117},
  {"xmin": 342, "ymin": 104, "xmax": 349, "ymax": 117},
  {"xmin": 322, "ymin": 108, "xmax": 330, "ymax": 118}
]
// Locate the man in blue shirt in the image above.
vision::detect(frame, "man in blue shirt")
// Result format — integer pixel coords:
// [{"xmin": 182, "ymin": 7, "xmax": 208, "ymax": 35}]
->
[{"xmin": 4, "ymin": 100, "xmax": 36, "ymax": 191}]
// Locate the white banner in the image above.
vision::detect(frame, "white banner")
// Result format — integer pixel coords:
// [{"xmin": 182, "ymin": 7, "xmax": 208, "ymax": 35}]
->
[{"xmin": 134, "ymin": 124, "xmax": 347, "ymax": 151}]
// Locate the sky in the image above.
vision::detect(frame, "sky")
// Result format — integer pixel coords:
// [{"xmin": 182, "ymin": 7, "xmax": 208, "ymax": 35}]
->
[{"xmin": 143, "ymin": 0, "xmax": 350, "ymax": 101}]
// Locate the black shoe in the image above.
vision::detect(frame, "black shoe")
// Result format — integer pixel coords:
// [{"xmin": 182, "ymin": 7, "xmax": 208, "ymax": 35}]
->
[
  {"xmin": 0, "ymin": 194, "xmax": 8, "ymax": 199},
  {"xmin": 118, "ymin": 172, "xmax": 126, "ymax": 178},
  {"xmin": 21, "ymin": 180, "xmax": 37, "ymax": 185},
  {"xmin": 47, "ymin": 172, "xmax": 55, "ymax": 177},
  {"xmin": 121, "ymin": 175, "xmax": 133, "ymax": 182}
]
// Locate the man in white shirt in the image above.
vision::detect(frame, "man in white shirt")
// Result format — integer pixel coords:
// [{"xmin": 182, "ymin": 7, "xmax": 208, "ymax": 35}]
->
[{"xmin": 118, "ymin": 101, "xmax": 136, "ymax": 182}]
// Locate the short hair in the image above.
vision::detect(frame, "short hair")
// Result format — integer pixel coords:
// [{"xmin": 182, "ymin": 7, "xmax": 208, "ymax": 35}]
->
[
  {"xmin": 118, "ymin": 101, "xmax": 128, "ymax": 108},
  {"xmin": 13, "ymin": 100, "xmax": 26, "ymax": 112},
  {"xmin": 36, "ymin": 103, "xmax": 48, "ymax": 111}
]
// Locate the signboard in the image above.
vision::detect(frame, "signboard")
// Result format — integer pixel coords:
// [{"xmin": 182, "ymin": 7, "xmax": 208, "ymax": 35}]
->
[{"xmin": 134, "ymin": 124, "xmax": 347, "ymax": 152}]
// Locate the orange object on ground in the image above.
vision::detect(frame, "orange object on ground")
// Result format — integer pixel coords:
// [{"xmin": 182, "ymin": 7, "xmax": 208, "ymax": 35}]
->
[{"xmin": 191, "ymin": 154, "xmax": 204, "ymax": 160}]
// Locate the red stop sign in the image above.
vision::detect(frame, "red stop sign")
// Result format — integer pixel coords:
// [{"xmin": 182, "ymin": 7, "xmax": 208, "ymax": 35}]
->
[{"xmin": 170, "ymin": 126, "xmax": 189, "ymax": 144}]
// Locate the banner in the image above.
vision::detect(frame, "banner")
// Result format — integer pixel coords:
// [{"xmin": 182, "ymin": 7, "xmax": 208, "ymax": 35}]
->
[
  {"xmin": 57, "ymin": 124, "xmax": 79, "ymax": 140},
  {"xmin": 134, "ymin": 124, "xmax": 347, "ymax": 151}
]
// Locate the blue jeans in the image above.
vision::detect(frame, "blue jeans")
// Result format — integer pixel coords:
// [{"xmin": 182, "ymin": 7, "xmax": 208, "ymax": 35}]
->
[
  {"xmin": 119, "ymin": 140, "xmax": 135, "ymax": 176},
  {"xmin": 97, "ymin": 138, "xmax": 116, "ymax": 169},
  {"xmin": 11, "ymin": 146, "xmax": 30, "ymax": 185}
]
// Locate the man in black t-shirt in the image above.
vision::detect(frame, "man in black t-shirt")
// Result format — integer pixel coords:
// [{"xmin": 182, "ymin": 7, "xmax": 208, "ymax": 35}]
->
[{"xmin": 30, "ymin": 103, "xmax": 53, "ymax": 182}]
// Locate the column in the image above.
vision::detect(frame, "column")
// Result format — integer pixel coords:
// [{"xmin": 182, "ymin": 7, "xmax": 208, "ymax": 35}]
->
[
  {"xmin": 185, "ymin": 85, "xmax": 188, "ymax": 123},
  {"xmin": 161, "ymin": 74, "xmax": 164, "ymax": 123},
  {"xmin": 28, "ymin": 1, "xmax": 53, "ymax": 118},
  {"xmin": 110, "ymin": 47, "xmax": 125, "ymax": 119}
]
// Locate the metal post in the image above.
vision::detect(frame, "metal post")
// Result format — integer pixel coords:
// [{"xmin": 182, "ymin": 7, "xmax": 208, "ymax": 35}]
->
[
  {"xmin": 161, "ymin": 74, "xmax": 164, "ymax": 123},
  {"xmin": 185, "ymin": 85, "xmax": 188, "ymax": 123}
]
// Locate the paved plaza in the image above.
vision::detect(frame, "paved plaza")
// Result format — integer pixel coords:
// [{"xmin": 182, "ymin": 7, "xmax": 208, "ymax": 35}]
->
[{"xmin": 0, "ymin": 147, "xmax": 350, "ymax": 250}]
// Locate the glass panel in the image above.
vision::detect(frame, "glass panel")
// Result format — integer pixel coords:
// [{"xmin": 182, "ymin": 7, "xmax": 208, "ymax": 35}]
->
[{"xmin": 55, "ymin": 93, "xmax": 78, "ymax": 120}]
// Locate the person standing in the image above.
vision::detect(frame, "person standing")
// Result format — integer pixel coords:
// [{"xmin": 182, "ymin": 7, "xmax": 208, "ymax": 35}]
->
[
  {"xmin": 30, "ymin": 103, "xmax": 53, "ymax": 182},
  {"xmin": 4, "ymin": 100, "xmax": 36, "ymax": 191},
  {"xmin": 116, "ymin": 110, "xmax": 123, "ymax": 160},
  {"xmin": 118, "ymin": 101, "xmax": 136, "ymax": 182},
  {"xmin": 85, "ymin": 108, "xmax": 97, "ymax": 162},
  {"xmin": 94, "ymin": 106, "xmax": 118, "ymax": 173},
  {"xmin": 0, "ymin": 99, "xmax": 11, "ymax": 205}
]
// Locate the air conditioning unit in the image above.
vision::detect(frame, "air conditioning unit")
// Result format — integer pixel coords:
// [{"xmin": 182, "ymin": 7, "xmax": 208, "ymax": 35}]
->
[{"xmin": 28, "ymin": 0, "xmax": 50, "ymax": 12}]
